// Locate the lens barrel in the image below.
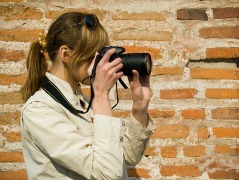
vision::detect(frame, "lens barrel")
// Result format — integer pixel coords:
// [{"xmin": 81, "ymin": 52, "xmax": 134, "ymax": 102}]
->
[{"xmin": 120, "ymin": 53, "xmax": 152, "ymax": 76}]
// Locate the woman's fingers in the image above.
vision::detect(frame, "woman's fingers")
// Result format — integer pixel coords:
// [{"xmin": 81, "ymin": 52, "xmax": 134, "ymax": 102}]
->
[
  {"xmin": 102, "ymin": 60, "xmax": 123, "ymax": 82},
  {"xmin": 92, "ymin": 48, "xmax": 125, "ymax": 93},
  {"xmin": 108, "ymin": 58, "xmax": 123, "ymax": 73},
  {"xmin": 98, "ymin": 48, "xmax": 117, "ymax": 65},
  {"xmin": 96, "ymin": 49, "xmax": 123, "ymax": 80}
]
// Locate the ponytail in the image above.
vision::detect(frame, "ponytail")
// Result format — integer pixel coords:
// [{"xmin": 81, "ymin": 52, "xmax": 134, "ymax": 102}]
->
[{"xmin": 21, "ymin": 41, "xmax": 48, "ymax": 102}]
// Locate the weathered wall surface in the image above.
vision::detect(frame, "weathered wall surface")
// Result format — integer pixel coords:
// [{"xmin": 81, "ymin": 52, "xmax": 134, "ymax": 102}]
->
[{"xmin": 0, "ymin": 0, "xmax": 238, "ymax": 179}]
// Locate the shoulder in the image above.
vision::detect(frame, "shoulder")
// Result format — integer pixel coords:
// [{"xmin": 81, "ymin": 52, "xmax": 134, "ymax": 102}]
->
[{"xmin": 21, "ymin": 88, "xmax": 62, "ymax": 114}]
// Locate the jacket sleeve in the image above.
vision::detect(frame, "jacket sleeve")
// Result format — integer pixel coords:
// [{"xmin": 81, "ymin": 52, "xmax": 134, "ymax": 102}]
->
[
  {"xmin": 123, "ymin": 114, "xmax": 155, "ymax": 166},
  {"xmin": 21, "ymin": 101, "xmax": 125, "ymax": 180}
]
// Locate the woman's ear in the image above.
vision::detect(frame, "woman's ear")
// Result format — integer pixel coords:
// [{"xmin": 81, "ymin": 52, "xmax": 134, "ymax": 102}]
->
[{"xmin": 59, "ymin": 45, "xmax": 70, "ymax": 63}]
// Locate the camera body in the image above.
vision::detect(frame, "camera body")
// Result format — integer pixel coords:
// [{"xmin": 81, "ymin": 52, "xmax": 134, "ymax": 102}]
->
[{"xmin": 93, "ymin": 46, "xmax": 152, "ymax": 76}]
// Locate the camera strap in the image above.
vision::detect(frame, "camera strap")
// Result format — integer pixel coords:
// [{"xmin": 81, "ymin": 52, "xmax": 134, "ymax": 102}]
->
[
  {"xmin": 42, "ymin": 76, "xmax": 92, "ymax": 115},
  {"xmin": 42, "ymin": 74, "xmax": 128, "ymax": 115},
  {"xmin": 118, "ymin": 78, "xmax": 128, "ymax": 89}
]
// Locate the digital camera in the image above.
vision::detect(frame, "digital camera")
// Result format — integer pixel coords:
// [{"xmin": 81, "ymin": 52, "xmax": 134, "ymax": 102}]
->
[{"xmin": 93, "ymin": 46, "xmax": 152, "ymax": 76}]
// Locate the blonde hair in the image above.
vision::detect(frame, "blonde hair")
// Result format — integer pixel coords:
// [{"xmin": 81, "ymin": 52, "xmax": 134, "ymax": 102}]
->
[{"xmin": 22, "ymin": 12, "xmax": 109, "ymax": 101}]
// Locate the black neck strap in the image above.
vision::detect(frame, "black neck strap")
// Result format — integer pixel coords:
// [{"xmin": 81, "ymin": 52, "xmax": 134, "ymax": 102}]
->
[
  {"xmin": 41, "ymin": 75, "xmax": 128, "ymax": 115},
  {"xmin": 42, "ymin": 76, "xmax": 92, "ymax": 114}
]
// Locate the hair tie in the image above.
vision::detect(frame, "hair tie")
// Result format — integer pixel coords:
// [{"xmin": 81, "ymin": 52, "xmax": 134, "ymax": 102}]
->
[{"xmin": 38, "ymin": 33, "xmax": 47, "ymax": 53}]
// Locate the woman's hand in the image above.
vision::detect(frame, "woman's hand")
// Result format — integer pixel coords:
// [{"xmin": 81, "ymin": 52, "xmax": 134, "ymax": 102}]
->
[
  {"xmin": 128, "ymin": 70, "xmax": 151, "ymax": 126},
  {"xmin": 88, "ymin": 48, "xmax": 124, "ymax": 116}
]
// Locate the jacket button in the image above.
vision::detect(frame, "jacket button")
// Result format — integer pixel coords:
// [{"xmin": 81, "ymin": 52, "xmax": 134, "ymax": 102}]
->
[
  {"xmin": 121, "ymin": 120, "xmax": 125, "ymax": 126},
  {"xmin": 119, "ymin": 136, "xmax": 123, "ymax": 142}
]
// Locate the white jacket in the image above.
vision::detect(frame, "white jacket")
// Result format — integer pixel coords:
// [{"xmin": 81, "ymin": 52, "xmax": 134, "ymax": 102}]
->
[{"xmin": 21, "ymin": 72, "xmax": 155, "ymax": 180}]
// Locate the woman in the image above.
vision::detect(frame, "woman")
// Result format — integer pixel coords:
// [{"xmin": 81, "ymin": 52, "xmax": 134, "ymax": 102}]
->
[{"xmin": 21, "ymin": 12, "xmax": 155, "ymax": 180}]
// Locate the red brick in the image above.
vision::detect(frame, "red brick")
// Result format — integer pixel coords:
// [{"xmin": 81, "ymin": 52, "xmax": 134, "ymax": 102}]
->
[
  {"xmin": 213, "ymin": 127, "xmax": 239, "ymax": 138},
  {"xmin": 207, "ymin": 160, "xmax": 230, "ymax": 170},
  {"xmin": 208, "ymin": 169, "xmax": 239, "ymax": 179},
  {"xmin": 160, "ymin": 89, "xmax": 197, "ymax": 99},
  {"xmin": 113, "ymin": 29, "xmax": 173, "ymax": 41},
  {"xmin": 113, "ymin": 110, "xmax": 131, "ymax": 118},
  {"xmin": 184, "ymin": 145, "xmax": 206, "ymax": 157},
  {"xmin": 181, "ymin": 109, "xmax": 205, "ymax": 120},
  {"xmin": 0, "ymin": 49, "xmax": 25, "ymax": 61},
  {"xmin": 144, "ymin": 146, "xmax": 156, "ymax": 156},
  {"xmin": 206, "ymin": 47, "xmax": 239, "ymax": 58},
  {"xmin": 160, "ymin": 166, "xmax": 201, "ymax": 177},
  {"xmin": 112, "ymin": 11, "xmax": 166, "ymax": 21},
  {"xmin": 0, "ymin": 29, "xmax": 43, "ymax": 42},
  {"xmin": 0, "ymin": 91, "xmax": 24, "ymax": 105},
  {"xmin": 45, "ymin": 9, "xmax": 106, "ymax": 20},
  {"xmin": 213, "ymin": 7, "xmax": 239, "ymax": 19},
  {"xmin": 148, "ymin": 109, "xmax": 174, "ymax": 118},
  {"xmin": 3, "ymin": 132, "xmax": 21, "ymax": 142},
  {"xmin": 199, "ymin": 26, "xmax": 239, "ymax": 39},
  {"xmin": 206, "ymin": 88, "xmax": 239, "ymax": 99},
  {"xmin": 0, "ymin": 5, "xmax": 42, "ymax": 20},
  {"xmin": 152, "ymin": 125, "xmax": 189, "ymax": 139},
  {"xmin": 0, "ymin": 73, "xmax": 27, "ymax": 85},
  {"xmin": 46, "ymin": 10, "xmax": 65, "ymax": 19},
  {"xmin": 197, "ymin": 127, "xmax": 210, "ymax": 139},
  {"xmin": 177, "ymin": 9, "xmax": 208, "ymax": 20},
  {"xmin": 152, "ymin": 67, "xmax": 184, "ymax": 76},
  {"xmin": 0, "ymin": 152, "xmax": 24, "ymax": 162},
  {"xmin": 211, "ymin": 107, "xmax": 239, "ymax": 120},
  {"xmin": 215, "ymin": 145, "xmax": 239, "ymax": 155},
  {"xmin": 161, "ymin": 146, "xmax": 177, "ymax": 158},
  {"xmin": 0, "ymin": 111, "xmax": 21, "ymax": 125},
  {"xmin": 124, "ymin": 46, "xmax": 162, "ymax": 60},
  {"xmin": 0, "ymin": 170, "xmax": 27, "ymax": 180},
  {"xmin": 127, "ymin": 168, "xmax": 150, "ymax": 178},
  {"xmin": 190, "ymin": 68, "xmax": 239, "ymax": 80}
]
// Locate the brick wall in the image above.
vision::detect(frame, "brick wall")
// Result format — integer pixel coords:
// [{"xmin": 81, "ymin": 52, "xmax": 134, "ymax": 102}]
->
[{"xmin": 0, "ymin": 0, "xmax": 238, "ymax": 179}]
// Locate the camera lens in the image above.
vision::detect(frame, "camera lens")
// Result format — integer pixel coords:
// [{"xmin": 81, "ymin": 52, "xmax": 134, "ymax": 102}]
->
[
  {"xmin": 120, "ymin": 53, "xmax": 152, "ymax": 76},
  {"xmin": 145, "ymin": 54, "xmax": 152, "ymax": 75}
]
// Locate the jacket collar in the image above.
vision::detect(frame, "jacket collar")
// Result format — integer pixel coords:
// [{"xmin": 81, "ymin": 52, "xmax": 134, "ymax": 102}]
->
[{"xmin": 45, "ymin": 72, "xmax": 81, "ymax": 107}]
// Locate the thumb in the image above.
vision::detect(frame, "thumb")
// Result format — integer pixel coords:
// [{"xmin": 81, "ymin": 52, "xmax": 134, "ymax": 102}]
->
[
  {"xmin": 129, "ymin": 70, "xmax": 140, "ymax": 88},
  {"xmin": 132, "ymin": 70, "xmax": 140, "ymax": 83}
]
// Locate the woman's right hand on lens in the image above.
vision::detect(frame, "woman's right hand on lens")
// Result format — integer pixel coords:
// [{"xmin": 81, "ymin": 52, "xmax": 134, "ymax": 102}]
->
[{"xmin": 89, "ymin": 48, "xmax": 123, "ymax": 116}]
